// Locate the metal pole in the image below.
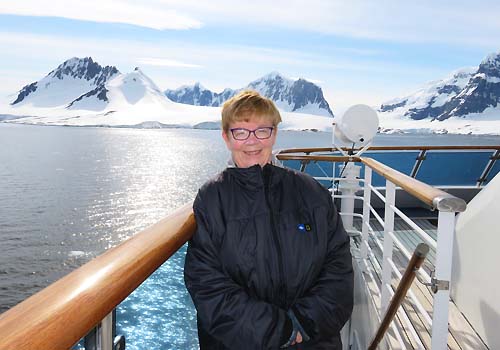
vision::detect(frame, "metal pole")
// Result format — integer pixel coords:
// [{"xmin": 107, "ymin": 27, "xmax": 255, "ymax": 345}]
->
[
  {"xmin": 361, "ymin": 167, "xmax": 372, "ymax": 266},
  {"xmin": 410, "ymin": 149, "xmax": 427, "ymax": 178},
  {"xmin": 381, "ymin": 180, "xmax": 396, "ymax": 313},
  {"xmin": 431, "ymin": 211, "xmax": 456, "ymax": 350},
  {"xmin": 339, "ymin": 163, "xmax": 361, "ymax": 232},
  {"xmin": 368, "ymin": 243, "xmax": 430, "ymax": 350},
  {"xmin": 101, "ymin": 312, "xmax": 114, "ymax": 350}
]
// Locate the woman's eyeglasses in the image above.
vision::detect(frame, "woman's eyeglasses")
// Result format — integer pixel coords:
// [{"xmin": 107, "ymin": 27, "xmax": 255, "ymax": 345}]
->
[{"xmin": 230, "ymin": 127, "xmax": 274, "ymax": 140}]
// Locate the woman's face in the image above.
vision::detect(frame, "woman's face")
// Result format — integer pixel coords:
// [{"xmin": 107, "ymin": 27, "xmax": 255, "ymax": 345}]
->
[{"xmin": 222, "ymin": 117, "xmax": 277, "ymax": 168}]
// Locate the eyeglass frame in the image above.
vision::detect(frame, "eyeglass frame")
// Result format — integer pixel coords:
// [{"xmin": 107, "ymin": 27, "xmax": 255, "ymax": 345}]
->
[{"xmin": 229, "ymin": 126, "xmax": 275, "ymax": 140}]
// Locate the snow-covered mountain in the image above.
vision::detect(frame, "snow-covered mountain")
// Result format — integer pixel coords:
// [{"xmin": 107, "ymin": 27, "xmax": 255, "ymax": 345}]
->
[
  {"xmin": 380, "ymin": 68, "xmax": 475, "ymax": 120},
  {"xmin": 378, "ymin": 52, "xmax": 500, "ymax": 134},
  {"xmin": 11, "ymin": 57, "xmax": 119, "ymax": 108},
  {"xmin": 2, "ymin": 58, "xmax": 333, "ymax": 131},
  {"xmin": 165, "ymin": 72, "xmax": 334, "ymax": 117},
  {"xmin": 67, "ymin": 67, "xmax": 175, "ymax": 112},
  {"xmin": 165, "ymin": 83, "xmax": 235, "ymax": 107}
]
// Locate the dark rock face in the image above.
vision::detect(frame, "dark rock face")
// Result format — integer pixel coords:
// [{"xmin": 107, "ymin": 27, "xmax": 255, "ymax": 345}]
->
[
  {"xmin": 67, "ymin": 86, "xmax": 109, "ymax": 108},
  {"xmin": 11, "ymin": 57, "xmax": 119, "ymax": 105},
  {"xmin": 49, "ymin": 57, "xmax": 118, "ymax": 85},
  {"xmin": 165, "ymin": 84, "xmax": 236, "ymax": 107},
  {"xmin": 406, "ymin": 104, "xmax": 443, "ymax": 120},
  {"xmin": 435, "ymin": 76, "xmax": 500, "ymax": 121},
  {"xmin": 288, "ymin": 79, "xmax": 333, "ymax": 115},
  {"xmin": 380, "ymin": 100, "xmax": 407, "ymax": 113},
  {"xmin": 437, "ymin": 84, "xmax": 461, "ymax": 95},
  {"xmin": 10, "ymin": 82, "xmax": 38, "ymax": 105},
  {"xmin": 165, "ymin": 73, "xmax": 334, "ymax": 117}
]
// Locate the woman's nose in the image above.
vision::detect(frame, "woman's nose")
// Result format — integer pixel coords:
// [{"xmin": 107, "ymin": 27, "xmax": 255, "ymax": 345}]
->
[{"xmin": 244, "ymin": 132, "xmax": 260, "ymax": 144}]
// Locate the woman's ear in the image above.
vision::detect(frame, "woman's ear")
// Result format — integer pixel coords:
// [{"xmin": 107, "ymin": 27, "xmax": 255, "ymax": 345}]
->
[{"xmin": 222, "ymin": 129, "xmax": 230, "ymax": 146}]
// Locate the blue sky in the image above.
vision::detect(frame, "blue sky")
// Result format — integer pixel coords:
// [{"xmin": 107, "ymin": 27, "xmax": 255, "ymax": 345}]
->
[{"xmin": 1, "ymin": 0, "xmax": 500, "ymax": 114}]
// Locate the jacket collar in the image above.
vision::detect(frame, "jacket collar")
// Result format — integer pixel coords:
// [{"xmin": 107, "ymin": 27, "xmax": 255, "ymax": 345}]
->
[
  {"xmin": 226, "ymin": 152, "xmax": 283, "ymax": 168},
  {"xmin": 225, "ymin": 163, "xmax": 285, "ymax": 191}
]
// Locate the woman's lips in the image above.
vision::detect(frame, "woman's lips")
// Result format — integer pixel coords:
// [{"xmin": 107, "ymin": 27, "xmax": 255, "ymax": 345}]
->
[{"xmin": 244, "ymin": 150, "xmax": 261, "ymax": 156}]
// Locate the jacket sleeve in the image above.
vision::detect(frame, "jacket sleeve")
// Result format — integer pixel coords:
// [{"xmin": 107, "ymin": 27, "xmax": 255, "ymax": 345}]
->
[
  {"xmin": 292, "ymin": 194, "xmax": 354, "ymax": 340},
  {"xmin": 184, "ymin": 193, "xmax": 292, "ymax": 349}
]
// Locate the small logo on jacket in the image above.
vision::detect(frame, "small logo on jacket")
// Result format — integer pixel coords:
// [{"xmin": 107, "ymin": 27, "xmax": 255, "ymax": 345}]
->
[{"xmin": 297, "ymin": 223, "xmax": 312, "ymax": 232}]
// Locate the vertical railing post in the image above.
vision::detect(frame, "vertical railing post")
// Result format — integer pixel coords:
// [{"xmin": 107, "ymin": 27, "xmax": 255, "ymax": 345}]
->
[
  {"xmin": 431, "ymin": 210, "xmax": 456, "ymax": 349},
  {"xmin": 361, "ymin": 166, "xmax": 372, "ymax": 268},
  {"xmin": 101, "ymin": 311, "xmax": 114, "ymax": 350},
  {"xmin": 339, "ymin": 163, "xmax": 361, "ymax": 233},
  {"xmin": 381, "ymin": 180, "xmax": 396, "ymax": 313}
]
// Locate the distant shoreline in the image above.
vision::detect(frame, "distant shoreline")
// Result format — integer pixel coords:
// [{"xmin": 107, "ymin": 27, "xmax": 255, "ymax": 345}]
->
[{"xmin": 2, "ymin": 119, "xmax": 500, "ymax": 136}]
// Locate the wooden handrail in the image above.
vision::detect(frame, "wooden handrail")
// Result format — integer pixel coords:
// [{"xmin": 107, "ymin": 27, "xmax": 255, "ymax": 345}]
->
[
  {"xmin": 278, "ymin": 145, "xmax": 500, "ymax": 154},
  {"xmin": 368, "ymin": 243, "xmax": 430, "ymax": 350},
  {"xmin": 0, "ymin": 203, "xmax": 196, "ymax": 350},
  {"xmin": 361, "ymin": 157, "xmax": 466, "ymax": 212}
]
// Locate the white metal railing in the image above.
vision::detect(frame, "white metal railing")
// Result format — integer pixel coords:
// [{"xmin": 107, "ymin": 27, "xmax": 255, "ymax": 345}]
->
[{"xmin": 310, "ymin": 160, "xmax": 464, "ymax": 350}]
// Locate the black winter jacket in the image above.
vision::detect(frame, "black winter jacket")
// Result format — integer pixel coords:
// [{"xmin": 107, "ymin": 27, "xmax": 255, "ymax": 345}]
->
[{"xmin": 184, "ymin": 163, "xmax": 353, "ymax": 349}]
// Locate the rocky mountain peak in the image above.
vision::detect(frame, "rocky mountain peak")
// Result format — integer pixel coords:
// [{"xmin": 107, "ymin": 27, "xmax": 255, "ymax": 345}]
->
[
  {"xmin": 165, "ymin": 72, "xmax": 334, "ymax": 117},
  {"xmin": 48, "ymin": 57, "xmax": 119, "ymax": 85},
  {"xmin": 478, "ymin": 52, "xmax": 500, "ymax": 78}
]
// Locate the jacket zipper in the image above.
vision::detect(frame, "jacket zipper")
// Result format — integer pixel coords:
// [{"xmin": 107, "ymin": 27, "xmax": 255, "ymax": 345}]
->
[{"xmin": 263, "ymin": 166, "xmax": 286, "ymax": 308}]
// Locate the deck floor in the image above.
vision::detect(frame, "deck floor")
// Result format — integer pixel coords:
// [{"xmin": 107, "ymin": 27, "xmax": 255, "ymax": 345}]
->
[{"xmin": 353, "ymin": 217, "xmax": 488, "ymax": 350}]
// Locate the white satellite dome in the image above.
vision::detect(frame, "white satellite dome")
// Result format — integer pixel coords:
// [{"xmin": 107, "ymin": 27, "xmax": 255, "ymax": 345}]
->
[{"xmin": 334, "ymin": 104, "xmax": 379, "ymax": 145}]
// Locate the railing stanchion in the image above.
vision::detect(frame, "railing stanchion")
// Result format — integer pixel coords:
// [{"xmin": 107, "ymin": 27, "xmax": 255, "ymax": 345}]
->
[
  {"xmin": 381, "ymin": 180, "xmax": 396, "ymax": 313},
  {"xmin": 101, "ymin": 311, "xmax": 114, "ymax": 350},
  {"xmin": 431, "ymin": 210, "xmax": 456, "ymax": 350},
  {"xmin": 361, "ymin": 167, "xmax": 372, "ymax": 267},
  {"xmin": 339, "ymin": 163, "xmax": 361, "ymax": 233}
]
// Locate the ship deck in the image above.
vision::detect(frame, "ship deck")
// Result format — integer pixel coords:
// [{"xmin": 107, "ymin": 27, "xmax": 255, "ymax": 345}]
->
[{"xmin": 353, "ymin": 217, "xmax": 488, "ymax": 349}]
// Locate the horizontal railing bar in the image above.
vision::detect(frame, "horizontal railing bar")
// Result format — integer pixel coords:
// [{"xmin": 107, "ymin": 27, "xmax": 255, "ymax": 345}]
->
[
  {"xmin": 0, "ymin": 203, "xmax": 196, "ymax": 350},
  {"xmin": 388, "ymin": 231, "xmax": 414, "ymax": 265},
  {"xmin": 369, "ymin": 185, "xmax": 386, "ymax": 203},
  {"xmin": 339, "ymin": 212, "xmax": 364, "ymax": 219},
  {"xmin": 390, "ymin": 204, "xmax": 438, "ymax": 250},
  {"xmin": 332, "ymin": 177, "xmax": 366, "ymax": 183},
  {"xmin": 312, "ymin": 176, "xmax": 335, "ymax": 181},
  {"xmin": 277, "ymin": 145, "xmax": 500, "ymax": 155},
  {"xmin": 368, "ymin": 229, "xmax": 385, "ymax": 255},
  {"xmin": 361, "ymin": 157, "xmax": 466, "ymax": 212},
  {"xmin": 346, "ymin": 229, "xmax": 362, "ymax": 236},
  {"xmin": 277, "ymin": 155, "xmax": 361, "ymax": 162},
  {"xmin": 369, "ymin": 206, "xmax": 385, "ymax": 228},
  {"xmin": 332, "ymin": 195, "xmax": 365, "ymax": 201}
]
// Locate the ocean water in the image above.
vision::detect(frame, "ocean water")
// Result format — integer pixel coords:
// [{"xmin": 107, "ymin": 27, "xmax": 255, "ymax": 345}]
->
[{"xmin": 1, "ymin": 123, "xmax": 499, "ymax": 349}]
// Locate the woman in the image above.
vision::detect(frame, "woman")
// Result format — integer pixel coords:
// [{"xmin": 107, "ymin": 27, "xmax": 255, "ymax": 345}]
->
[{"xmin": 184, "ymin": 90, "xmax": 353, "ymax": 349}]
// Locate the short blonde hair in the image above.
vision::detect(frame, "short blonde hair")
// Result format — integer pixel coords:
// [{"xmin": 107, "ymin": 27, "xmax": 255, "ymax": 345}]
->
[{"xmin": 221, "ymin": 90, "xmax": 282, "ymax": 132}]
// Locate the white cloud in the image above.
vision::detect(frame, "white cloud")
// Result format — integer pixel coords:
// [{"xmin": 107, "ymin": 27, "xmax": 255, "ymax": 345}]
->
[
  {"xmin": 0, "ymin": 0, "xmax": 202, "ymax": 30},
  {"xmin": 157, "ymin": 0, "xmax": 500, "ymax": 47},
  {"xmin": 2, "ymin": 1, "xmax": 500, "ymax": 47},
  {"xmin": 137, "ymin": 58, "xmax": 202, "ymax": 68}
]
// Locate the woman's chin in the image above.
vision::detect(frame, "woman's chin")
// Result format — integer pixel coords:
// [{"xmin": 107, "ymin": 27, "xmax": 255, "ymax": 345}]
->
[{"xmin": 238, "ymin": 158, "xmax": 265, "ymax": 168}]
